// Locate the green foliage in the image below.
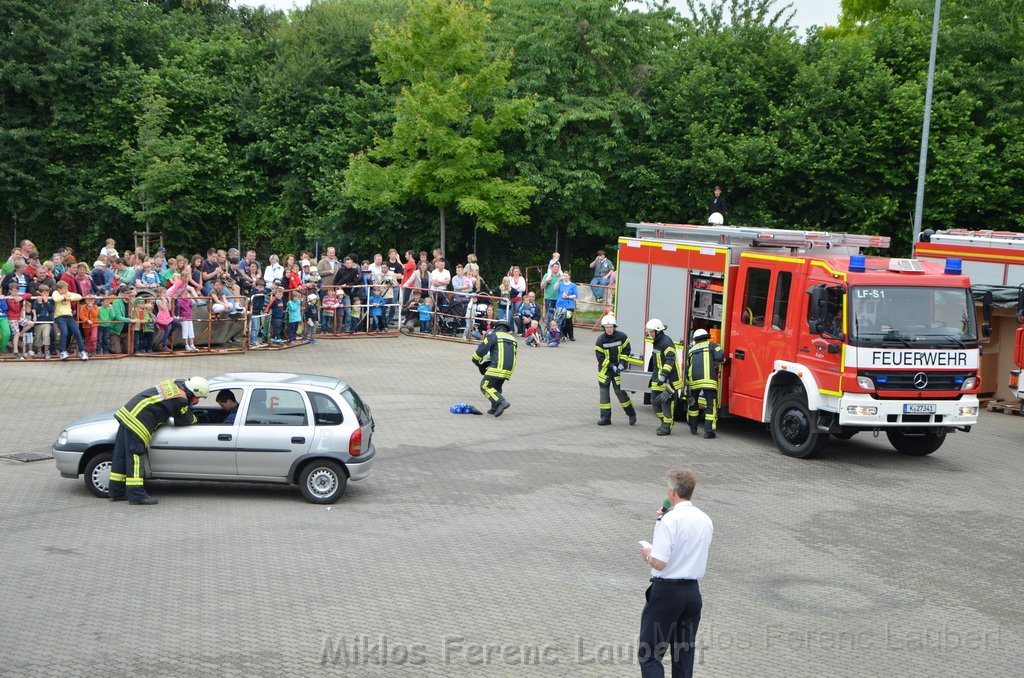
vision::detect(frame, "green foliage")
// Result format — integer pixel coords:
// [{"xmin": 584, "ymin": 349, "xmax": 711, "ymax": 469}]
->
[{"xmin": 344, "ymin": 0, "xmax": 537, "ymax": 251}]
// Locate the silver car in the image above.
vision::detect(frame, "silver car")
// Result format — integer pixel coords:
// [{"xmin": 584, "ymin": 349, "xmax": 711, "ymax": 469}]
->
[{"xmin": 53, "ymin": 372, "xmax": 375, "ymax": 504}]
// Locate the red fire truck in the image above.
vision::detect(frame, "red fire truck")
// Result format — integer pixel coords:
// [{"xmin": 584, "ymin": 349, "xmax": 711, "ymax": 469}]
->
[{"xmin": 615, "ymin": 223, "xmax": 989, "ymax": 458}]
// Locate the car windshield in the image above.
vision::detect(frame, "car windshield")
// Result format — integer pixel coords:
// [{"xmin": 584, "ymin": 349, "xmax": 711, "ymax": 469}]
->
[{"xmin": 849, "ymin": 286, "xmax": 977, "ymax": 347}]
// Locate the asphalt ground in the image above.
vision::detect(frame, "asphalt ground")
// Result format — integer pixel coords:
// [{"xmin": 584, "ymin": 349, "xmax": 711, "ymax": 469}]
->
[{"xmin": 1, "ymin": 332, "xmax": 1021, "ymax": 677}]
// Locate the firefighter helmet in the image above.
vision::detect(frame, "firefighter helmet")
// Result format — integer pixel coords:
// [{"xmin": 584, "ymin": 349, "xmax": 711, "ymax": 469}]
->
[
  {"xmin": 645, "ymin": 318, "xmax": 666, "ymax": 332},
  {"xmin": 184, "ymin": 376, "xmax": 210, "ymax": 399},
  {"xmin": 708, "ymin": 212, "xmax": 724, "ymax": 225},
  {"xmin": 600, "ymin": 314, "xmax": 617, "ymax": 327},
  {"xmin": 692, "ymin": 328, "xmax": 709, "ymax": 341}
]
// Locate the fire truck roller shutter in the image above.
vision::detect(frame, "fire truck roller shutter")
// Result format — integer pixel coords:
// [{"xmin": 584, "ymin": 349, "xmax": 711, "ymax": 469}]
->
[
  {"xmin": 615, "ymin": 259, "xmax": 649, "ymax": 363},
  {"xmin": 647, "ymin": 264, "xmax": 690, "ymax": 347}
]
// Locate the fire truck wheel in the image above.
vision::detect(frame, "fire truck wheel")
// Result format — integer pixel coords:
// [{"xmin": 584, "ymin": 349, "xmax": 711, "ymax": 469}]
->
[
  {"xmin": 885, "ymin": 428, "xmax": 946, "ymax": 456},
  {"xmin": 770, "ymin": 394, "xmax": 828, "ymax": 459}
]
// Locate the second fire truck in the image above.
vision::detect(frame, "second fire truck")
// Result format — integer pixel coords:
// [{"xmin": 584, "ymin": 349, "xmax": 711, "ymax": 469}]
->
[{"xmin": 615, "ymin": 222, "xmax": 988, "ymax": 458}]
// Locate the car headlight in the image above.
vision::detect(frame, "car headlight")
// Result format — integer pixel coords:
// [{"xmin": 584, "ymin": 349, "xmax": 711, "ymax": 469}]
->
[
  {"xmin": 960, "ymin": 377, "xmax": 977, "ymax": 391},
  {"xmin": 856, "ymin": 376, "xmax": 875, "ymax": 390},
  {"xmin": 57, "ymin": 431, "xmax": 69, "ymax": 446}
]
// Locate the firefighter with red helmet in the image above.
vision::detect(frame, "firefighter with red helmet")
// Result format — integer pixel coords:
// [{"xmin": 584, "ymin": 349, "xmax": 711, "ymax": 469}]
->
[
  {"xmin": 646, "ymin": 319, "xmax": 683, "ymax": 436},
  {"xmin": 595, "ymin": 314, "xmax": 637, "ymax": 426},
  {"xmin": 685, "ymin": 328, "xmax": 726, "ymax": 438},
  {"xmin": 108, "ymin": 377, "xmax": 209, "ymax": 505}
]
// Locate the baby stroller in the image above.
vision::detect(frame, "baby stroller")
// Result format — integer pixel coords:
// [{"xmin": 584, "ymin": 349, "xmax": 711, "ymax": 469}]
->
[
  {"xmin": 550, "ymin": 307, "xmax": 568, "ymax": 341},
  {"xmin": 437, "ymin": 297, "xmax": 468, "ymax": 336}
]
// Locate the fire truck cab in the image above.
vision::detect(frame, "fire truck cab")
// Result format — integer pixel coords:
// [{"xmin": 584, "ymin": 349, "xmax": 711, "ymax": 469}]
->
[{"xmin": 616, "ymin": 223, "xmax": 983, "ymax": 458}]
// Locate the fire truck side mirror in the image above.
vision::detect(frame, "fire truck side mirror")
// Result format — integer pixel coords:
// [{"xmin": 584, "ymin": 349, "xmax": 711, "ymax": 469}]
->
[
  {"xmin": 1016, "ymin": 286, "xmax": 1024, "ymax": 324},
  {"xmin": 808, "ymin": 285, "xmax": 827, "ymax": 332}
]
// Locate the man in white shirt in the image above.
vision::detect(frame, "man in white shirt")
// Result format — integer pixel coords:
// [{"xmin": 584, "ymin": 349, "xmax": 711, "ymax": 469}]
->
[
  {"xmin": 428, "ymin": 257, "xmax": 451, "ymax": 314},
  {"xmin": 638, "ymin": 469, "xmax": 714, "ymax": 678}
]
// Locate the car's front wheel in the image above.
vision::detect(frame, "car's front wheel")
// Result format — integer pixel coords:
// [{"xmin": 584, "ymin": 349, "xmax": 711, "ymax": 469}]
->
[
  {"xmin": 299, "ymin": 460, "xmax": 348, "ymax": 504},
  {"xmin": 84, "ymin": 450, "xmax": 113, "ymax": 498}
]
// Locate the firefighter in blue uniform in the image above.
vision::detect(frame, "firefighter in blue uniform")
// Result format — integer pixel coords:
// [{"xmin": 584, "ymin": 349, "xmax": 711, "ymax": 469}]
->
[
  {"xmin": 646, "ymin": 318, "xmax": 683, "ymax": 436},
  {"xmin": 595, "ymin": 314, "xmax": 638, "ymax": 426},
  {"xmin": 472, "ymin": 326, "xmax": 518, "ymax": 417},
  {"xmin": 108, "ymin": 376, "xmax": 210, "ymax": 505},
  {"xmin": 685, "ymin": 328, "xmax": 726, "ymax": 438}
]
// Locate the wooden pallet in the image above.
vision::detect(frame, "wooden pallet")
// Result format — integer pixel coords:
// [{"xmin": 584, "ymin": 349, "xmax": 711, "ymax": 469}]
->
[{"xmin": 986, "ymin": 399, "xmax": 1024, "ymax": 415}]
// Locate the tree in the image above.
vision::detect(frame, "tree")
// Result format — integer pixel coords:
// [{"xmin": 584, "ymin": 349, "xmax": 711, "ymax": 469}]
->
[{"xmin": 344, "ymin": 0, "xmax": 536, "ymax": 256}]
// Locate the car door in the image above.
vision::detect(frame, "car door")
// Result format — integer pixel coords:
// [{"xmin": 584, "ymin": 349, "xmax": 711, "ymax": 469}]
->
[
  {"xmin": 234, "ymin": 387, "xmax": 313, "ymax": 479},
  {"xmin": 148, "ymin": 390, "xmax": 241, "ymax": 478}
]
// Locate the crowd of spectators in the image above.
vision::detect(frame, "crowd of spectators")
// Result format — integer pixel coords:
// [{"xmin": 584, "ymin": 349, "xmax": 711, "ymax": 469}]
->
[{"xmin": 1, "ymin": 238, "xmax": 615, "ymax": 360}]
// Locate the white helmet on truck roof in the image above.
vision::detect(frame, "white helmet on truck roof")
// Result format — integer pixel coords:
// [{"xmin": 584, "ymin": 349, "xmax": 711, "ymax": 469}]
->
[{"xmin": 708, "ymin": 212, "xmax": 724, "ymax": 225}]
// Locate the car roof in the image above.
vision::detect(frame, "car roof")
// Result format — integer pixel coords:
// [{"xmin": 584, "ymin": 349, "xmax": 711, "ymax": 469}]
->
[{"xmin": 209, "ymin": 373, "xmax": 348, "ymax": 391}]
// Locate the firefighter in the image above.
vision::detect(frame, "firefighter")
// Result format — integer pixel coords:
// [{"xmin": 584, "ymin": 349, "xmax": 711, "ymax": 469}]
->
[
  {"xmin": 595, "ymin": 313, "xmax": 637, "ymax": 426},
  {"xmin": 646, "ymin": 318, "xmax": 683, "ymax": 436},
  {"xmin": 108, "ymin": 376, "xmax": 210, "ymax": 505},
  {"xmin": 472, "ymin": 324, "xmax": 518, "ymax": 417},
  {"xmin": 685, "ymin": 328, "xmax": 726, "ymax": 438}
]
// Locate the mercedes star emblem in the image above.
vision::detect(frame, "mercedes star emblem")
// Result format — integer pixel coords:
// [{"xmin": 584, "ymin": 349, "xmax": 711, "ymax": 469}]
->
[{"xmin": 913, "ymin": 372, "xmax": 929, "ymax": 389}]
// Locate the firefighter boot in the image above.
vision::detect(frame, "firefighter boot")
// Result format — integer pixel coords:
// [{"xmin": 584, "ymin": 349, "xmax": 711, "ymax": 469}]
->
[
  {"xmin": 492, "ymin": 399, "xmax": 510, "ymax": 418},
  {"xmin": 129, "ymin": 495, "xmax": 158, "ymax": 506},
  {"xmin": 626, "ymin": 406, "xmax": 637, "ymax": 426},
  {"xmin": 598, "ymin": 411, "xmax": 612, "ymax": 426},
  {"xmin": 703, "ymin": 431, "xmax": 716, "ymax": 439},
  {"xmin": 656, "ymin": 423, "xmax": 672, "ymax": 436}
]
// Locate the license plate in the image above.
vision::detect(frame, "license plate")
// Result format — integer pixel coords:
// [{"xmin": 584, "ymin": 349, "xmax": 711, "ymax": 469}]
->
[{"xmin": 903, "ymin": 404, "xmax": 936, "ymax": 414}]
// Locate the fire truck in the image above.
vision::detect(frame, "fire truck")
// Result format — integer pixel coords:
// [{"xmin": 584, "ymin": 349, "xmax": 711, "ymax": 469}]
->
[{"xmin": 615, "ymin": 223, "xmax": 989, "ymax": 458}]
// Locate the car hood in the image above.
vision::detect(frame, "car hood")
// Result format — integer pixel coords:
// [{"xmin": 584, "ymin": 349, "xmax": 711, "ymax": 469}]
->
[{"xmin": 66, "ymin": 409, "xmax": 117, "ymax": 430}]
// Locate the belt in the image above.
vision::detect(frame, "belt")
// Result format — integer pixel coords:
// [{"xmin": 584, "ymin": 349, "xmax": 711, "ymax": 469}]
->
[{"xmin": 650, "ymin": 578, "xmax": 697, "ymax": 584}]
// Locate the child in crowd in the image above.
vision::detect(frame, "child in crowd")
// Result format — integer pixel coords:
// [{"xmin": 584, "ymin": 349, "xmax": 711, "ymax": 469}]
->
[
  {"xmin": 134, "ymin": 300, "xmax": 154, "ymax": 353},
  {"xmin": 138, "ymin": 261, "xmax": 161, "ymax": 288},
  {"xmin": 5, "ymin": 283, "xmax": 33, "ymax": 359},
  {"xmin": 78, "ymin": 295, "xmax": 100, "ymax": 354},
  {"xmin": 304, "ymin": 294, "xmax": 319, "ymax": 344},
  {"xmin": 152, "ymin": 286, "xmax": 174, "ymax": 352},
  {"xmin": 0, "ymin": 296, "xmax": 8, "ymax": 356},
  {"xmin": 417, "ymin": 296, "xmax": 433, "ymax": 334},
  {"xmin": 368, "ymin": 285, "xmax": 385, "ymax": 332},
  {"xmin": 321, "ymin": 288, "xmax": 339, "ymax": 333},
  {"xmin": 176, "ymin": 284, "xmax": 197, "ymax": 351},
  {"xmin": 524, "ymin": 319, "xmax": 541, "ymax": 347},
  {"xmin": 268, "ymin": 289, "xmax": 285, "ymax": 344},
  {"xmin": 286, "ymin": 264, "xmax": 302, "ymax": 292},
  {"xmin": 32, "ymin": 285, "xmax": 54, "ymax": 358},
  {"xmin": 286, "ymin": 290, "xmax": 302, "ymax": 343},
  {"xmin": 97, "ymin": 295, "xmax": 113, "ymax": 354},
  {"xmin": 546, "ymin": 320, "xmax": 562, "ymax": 347},
  {"xmin": 248, "ymin": 278, "xmax": 268, "ymax": 347}
]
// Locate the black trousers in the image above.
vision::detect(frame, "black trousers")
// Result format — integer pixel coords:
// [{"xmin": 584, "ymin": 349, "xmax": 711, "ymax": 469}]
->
[
  {"xmin": 638, "ymin": 579, "xmax": 702, "ymax": 678},
  {"xmin": 480, "ymin": 375, "xmax": 507, "ymax": 406},
  {"xmin": 109, "ymin": 424, "xmax": 149, "ymax": 500}
]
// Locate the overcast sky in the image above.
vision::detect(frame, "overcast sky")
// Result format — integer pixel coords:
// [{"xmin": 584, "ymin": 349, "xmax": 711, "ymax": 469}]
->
[{"xmin": 231, "ymin": 0, "xmax": 842, "ymax": 34}]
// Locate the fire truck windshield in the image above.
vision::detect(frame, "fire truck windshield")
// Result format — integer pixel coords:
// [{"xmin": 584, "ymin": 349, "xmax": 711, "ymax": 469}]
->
[{"xmin": 849, "ymin": 286, "xmax": 977, "ymax": 347}]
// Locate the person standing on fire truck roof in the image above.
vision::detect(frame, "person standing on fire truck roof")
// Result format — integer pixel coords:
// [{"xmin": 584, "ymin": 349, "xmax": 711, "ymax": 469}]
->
[
  {"xmin": 686, "ymin": 328, "xmax": 726, "ymax": 439},
  {"xmin": 594, "ymin": 314, "xmax": 638, "ymax": 427},
  {"xmin": 646, "ymin": 319, "xmax": 683, "ymax": 436}
]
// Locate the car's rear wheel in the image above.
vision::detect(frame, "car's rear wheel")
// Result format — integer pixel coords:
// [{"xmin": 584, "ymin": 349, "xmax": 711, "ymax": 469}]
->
[
  {"xmin": 299, "ymin": 460, "xmax": 347, "ymax": 504},
  {"xmin": 84, "ymin": 450, "xmax": 113, "ymax": 498}
]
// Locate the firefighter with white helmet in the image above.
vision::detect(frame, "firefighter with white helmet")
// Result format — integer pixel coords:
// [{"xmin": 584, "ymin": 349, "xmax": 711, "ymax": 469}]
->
[
  {"xmin": 646, "ymin": 318, "xmax": 683, "ymax": 436},
  {"xmin": 594, "ymin": 314, "xmax": 637, "ymax": 426},
  {"xmin": 686, "ymin": 328, "xmax": 726, "ymax": 438},
  {"xmin": 108, "ymin": 377, "xmax": 208, "ymax": 505}
]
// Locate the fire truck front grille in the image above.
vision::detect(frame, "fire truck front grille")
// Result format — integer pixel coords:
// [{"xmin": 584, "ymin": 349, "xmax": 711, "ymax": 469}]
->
[{"xmin": 861, "ymin": 371, "xmax": 972, "ymax": 392}]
